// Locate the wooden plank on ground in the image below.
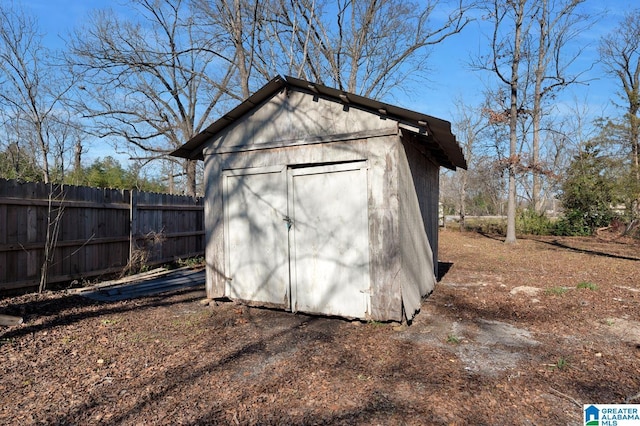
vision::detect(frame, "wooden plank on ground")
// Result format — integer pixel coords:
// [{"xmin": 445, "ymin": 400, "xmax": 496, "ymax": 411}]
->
[
  {"xmin": 77, "ymin": 269, "xmax": 205, "ymax": 302},
  {"xmin": 0, "ymin": 314, "xmax": 24, "ymax": 326},
  {"xmin": 69, "ymin": 267, "xmax": 179, "ymax": 293}
]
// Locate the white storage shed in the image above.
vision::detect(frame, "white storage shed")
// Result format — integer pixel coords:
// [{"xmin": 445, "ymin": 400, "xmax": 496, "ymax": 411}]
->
[{"xmin": 172, "ymin": 76, "xmax": 466, "ymax": 322}]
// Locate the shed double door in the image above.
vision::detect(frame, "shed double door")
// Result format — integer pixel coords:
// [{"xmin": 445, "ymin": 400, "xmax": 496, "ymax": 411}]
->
[{"xmin": 223, "ymin": 162, "xmax": 370, "ymax": 319}]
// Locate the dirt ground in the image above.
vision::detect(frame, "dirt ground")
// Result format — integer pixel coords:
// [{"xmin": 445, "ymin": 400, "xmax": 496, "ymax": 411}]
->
[{"xmin": 1, "ymin": 230, "xmax": 639, "ymax": 425}]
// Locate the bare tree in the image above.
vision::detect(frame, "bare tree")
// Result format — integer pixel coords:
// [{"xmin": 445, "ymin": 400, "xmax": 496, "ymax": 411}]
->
[
  {"xmin": 69, "ymin": 0, "xmax": 236, "ymax": 196},
  {"xmin": 192, "ymin": 0, "xmax": 269, "ymax": 98},
  {"xmin": 469, "ymin": 155, "xmax": 506, "ymax": 215},
  {"xmin": 219, "ymin": 0, "xmax": 473, "ymax": 98},
  {"xmin": 473, "ymin": 0, "xmax": 531, "ymax": 243},
  {"xmin": 0, "ymin": 3, "xmax": 76, "ymax": 184},
  {"xmin": 529, "ymin": 0, "xmax": 589, "ymax": 213},
  {"xmin": 473, "ymin": 0, "xmax": 591, "ymax": 241},
  {"xmin": 599, "ymin": 9, "xmax": 640, "ymax": 223},
  {"xmin": 451, "ymin": 98, "xmax": 487, "ymax": 229}
]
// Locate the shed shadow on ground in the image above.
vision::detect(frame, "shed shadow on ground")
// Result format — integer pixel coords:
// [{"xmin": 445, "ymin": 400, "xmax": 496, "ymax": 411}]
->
[{"xmin": 437, "ymin": 261, "xmax": 453, "ymax": 281}]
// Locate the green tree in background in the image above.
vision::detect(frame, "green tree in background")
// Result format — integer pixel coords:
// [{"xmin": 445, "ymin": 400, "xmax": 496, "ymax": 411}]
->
[
  {"xmin": 0, "ymin": 143, "xmax": 42, "ymax": 182},
  {"xmin": 557, "ymin": 143, "xmax": 616, "ymax": 235},
  {"xmin": 70, "ymin": 157, "xmax": 167, "ymax": 192},
  {"xmin": 82, "ymin": 157, "xmax": 127, "ymax": 189},
  {"xmin": 1, "ymin": 152, "xmax": 168, "ymax": 192},
  {"xmin": 589, "ymin": 118, "xmax": 640, "ymax": 228},
  {"xmin": 599, "ymin": 9, "xmax": 640, "ymax": 231}
]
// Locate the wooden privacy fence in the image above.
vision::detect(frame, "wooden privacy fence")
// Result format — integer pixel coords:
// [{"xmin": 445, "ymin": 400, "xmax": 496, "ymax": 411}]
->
[{"xmin": 0, "ymin": 179, "xmax": 204, "ymax": 293}]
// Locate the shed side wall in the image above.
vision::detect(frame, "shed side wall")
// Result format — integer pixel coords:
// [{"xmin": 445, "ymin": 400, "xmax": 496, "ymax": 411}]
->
[
  {"xmin": 396, "ymin": 137, "xmax": 438, "ymax": 320},
  {"xmin": 402, "ymin": 137, "xmax": 441, "ymax": 274}
]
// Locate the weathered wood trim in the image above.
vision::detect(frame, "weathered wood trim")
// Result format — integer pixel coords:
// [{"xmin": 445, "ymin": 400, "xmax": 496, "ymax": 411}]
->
[
  {"xmin": 221, "ymin": 165, "xmax": 286, "ymax": 175},
  {"xmin": 203, "ymin": 127, "xmax": 398, "ymax": 156},
  {"xmin": 365, "ymin": 135, "xmax": 403, "ymax": 322}
]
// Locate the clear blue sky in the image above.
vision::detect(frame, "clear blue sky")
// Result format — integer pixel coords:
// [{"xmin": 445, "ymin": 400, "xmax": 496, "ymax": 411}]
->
[{"xmin": 20, "ymin": 0, "xmax": 639, "ymax": 158}]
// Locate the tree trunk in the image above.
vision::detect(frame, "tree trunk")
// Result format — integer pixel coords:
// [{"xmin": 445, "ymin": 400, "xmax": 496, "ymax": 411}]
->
[
  {"xmin": 532, "ymin": 11, "xmax": 546, "ymax": 214},
  {"xmin": 74, "ymin": 140, "xmax": 82, "ymax": 174},
  {"xmin": 185, "ymin": 159, "xmax": 197, "ymax": 197},
  {"xmin": 36, "ymin": 122, "xmax": 51, "ymax": 184},
  {"xmin": 505, "ymin": 1, "xmax": 524, "ymax": 245},
  {"xmin": 631, "ymin": 113, "xmax": 640, "ymax": 222},
  {"xmin": 231, "ymin": 0, "xmax": 251, "ymax": 99},
  {"xmin": 459, "ymin": 169, "xmax": 467, "ymax": 231}
]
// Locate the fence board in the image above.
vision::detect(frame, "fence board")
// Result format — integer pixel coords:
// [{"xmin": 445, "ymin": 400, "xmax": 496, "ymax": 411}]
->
[{"xmin": 0, "ymin": 179, "xmax": 204, "ymax": 293}]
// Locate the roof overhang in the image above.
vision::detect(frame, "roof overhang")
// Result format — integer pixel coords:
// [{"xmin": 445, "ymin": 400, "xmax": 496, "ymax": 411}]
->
[{"xmin": 171, "ymin": 75, "xmax": 467, "ymax": 170}]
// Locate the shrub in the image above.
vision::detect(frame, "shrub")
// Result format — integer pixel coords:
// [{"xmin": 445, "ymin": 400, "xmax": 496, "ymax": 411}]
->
[
  {"xmin": 463, "ymin": 217, "xmax": 507, "ymax": 235},
  {"xmin": 556, "ymin": 143, "xmax": 618, "ymax": 236},
  {"xmin": 553, "ymin": 209, "xmax": 592, "ymax": 236},
  {"xmin": 516, "ymin": 209, "xmax": 554, "ymax": 235},
  {"xmin": 553, "ymin": 208, "xmax": 616, "ymax": 236}
]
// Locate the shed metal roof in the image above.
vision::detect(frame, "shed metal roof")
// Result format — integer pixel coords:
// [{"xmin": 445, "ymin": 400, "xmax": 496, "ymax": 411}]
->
[{"xmin": 171, "ymin": 76, "xmax": 467, "ymax": 170}]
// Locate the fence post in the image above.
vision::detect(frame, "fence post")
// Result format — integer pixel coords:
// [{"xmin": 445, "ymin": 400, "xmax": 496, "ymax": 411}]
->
[{"xmin": 129, "ymin": 189, "xmax": 138, "ymax": 264}]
